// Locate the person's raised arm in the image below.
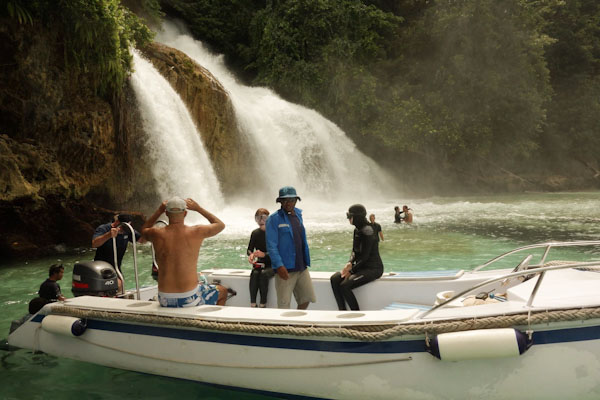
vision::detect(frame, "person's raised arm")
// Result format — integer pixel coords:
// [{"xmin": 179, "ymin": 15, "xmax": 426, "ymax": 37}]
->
[
  {"xmin": 91, "ymin": 225, "xmax": 118, "ymax": 248},
  {"xmin": 186, "ymin": 198, "xmax": 225, "ymax": 237},
  {"xmin": 141, "ymin": 200, "xmax": 167, "ymax": 240}
]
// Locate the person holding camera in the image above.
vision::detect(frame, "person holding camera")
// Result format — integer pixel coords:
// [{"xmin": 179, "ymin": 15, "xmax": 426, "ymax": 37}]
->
[
  {"xmin": 92, "ymin": 213, "xmax": 142, "ymax": 271},
  {"xmin": 247, "ymin": 208, "xmax": 274, "ymax": 307},
  {"xmin": 92, "ymin": 213, "xmax": 143, "ymax": 292}
]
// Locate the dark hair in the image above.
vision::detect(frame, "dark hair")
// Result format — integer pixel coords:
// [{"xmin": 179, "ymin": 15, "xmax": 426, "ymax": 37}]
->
[
  {"xmin": 49, "ymin": 263, "xmax": 64, "ymax": 277},
  {"xmin": 347, "ymin": 204, "xmax": 367, "ymax": 218},
  {"xmin": 117, "ymin": 214, "xmax": 132, "ymax": 223}
]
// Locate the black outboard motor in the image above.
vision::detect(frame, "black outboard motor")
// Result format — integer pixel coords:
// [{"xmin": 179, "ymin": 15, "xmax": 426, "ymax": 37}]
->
[{"xmin": 72, "ymin": 261, "xmax": 119, "ymax": 297}]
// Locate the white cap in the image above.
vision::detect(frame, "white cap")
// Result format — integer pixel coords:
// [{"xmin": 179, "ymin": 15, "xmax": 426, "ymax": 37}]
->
[{"xmin": 166, "ymin": 196, "xmax": 186, "ymax": 213}]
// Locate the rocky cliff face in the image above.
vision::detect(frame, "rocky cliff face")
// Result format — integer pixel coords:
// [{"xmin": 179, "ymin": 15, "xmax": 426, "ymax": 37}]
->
[
  {"xmin": 139, "ymin": 42, "xmax": 252, "ymax": 196},
  {"xmin": 0, "ymin": 19, "xmax": 247, "ymax": 260},
  {"xmin": 0, "ymin": 18, "xmax": 128, "ymax": 258},
  {"xmin": 0, "ymin": 22, "xmax": 118, "ymax": 202}
]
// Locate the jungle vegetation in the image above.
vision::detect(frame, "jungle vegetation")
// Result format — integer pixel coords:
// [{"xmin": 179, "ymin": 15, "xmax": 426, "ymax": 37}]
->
[
  {"xmin": 3, "ymin": 0, "xmax": 157, "ymax": 97},
  {"xmin": 5, "ymin": 0, "xmax": 600, "ymax": 189},
  {"xmin": 161, "ymin": 0, "xmax": 600, "ymax": 187}
]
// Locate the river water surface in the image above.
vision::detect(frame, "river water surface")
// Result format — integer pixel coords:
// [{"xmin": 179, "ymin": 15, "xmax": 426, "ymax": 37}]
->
[{"xmin": 1, "ymin": 192, "xmax": 600, "ymax": 399}]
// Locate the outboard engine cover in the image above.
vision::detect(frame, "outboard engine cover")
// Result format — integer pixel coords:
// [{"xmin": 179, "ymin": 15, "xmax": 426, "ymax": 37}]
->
[{"xmin": 72, "ymin": 261, "xmax": 118, "ymax": 297}]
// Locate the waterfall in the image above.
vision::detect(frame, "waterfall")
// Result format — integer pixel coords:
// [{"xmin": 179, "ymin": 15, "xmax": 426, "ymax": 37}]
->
[
  {"xmin": 130, "ymin": 50, "xmax": 223, "ymax": 210},
  {"xmin": 154, "ymin": 22, "xmax": 395, "ymax": 205}
]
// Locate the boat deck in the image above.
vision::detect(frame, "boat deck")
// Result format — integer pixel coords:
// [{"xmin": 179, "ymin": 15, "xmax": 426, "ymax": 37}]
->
[{"xmin": 60, "ymin": 295, "xmax": 421, "ymax": 326}]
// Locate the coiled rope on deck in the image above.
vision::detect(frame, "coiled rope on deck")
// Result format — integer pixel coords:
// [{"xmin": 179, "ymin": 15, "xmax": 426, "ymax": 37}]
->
[{"xmin": 50, "ymin": 305, "xmax": 600, "ymax": 342}]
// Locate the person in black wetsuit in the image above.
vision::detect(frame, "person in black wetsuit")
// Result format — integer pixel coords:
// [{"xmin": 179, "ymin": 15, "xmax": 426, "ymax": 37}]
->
[
  {"xmin": 330, "ymin": 204, "xmax": 384, "ymax": 310},
  {"xmin": 394, "ymin": 206, "xmax": 402, "ymax": 223},
  {"xmin": 369, "ymin": 214, "xmax": 384, "ymax": 242},
  {"xmin": 39, "ymin": 263, "xmax": 66, "ymax": 302},
  {"xmin": 247, "ymin": 208, "xmax": 274, "ymax": 307}
]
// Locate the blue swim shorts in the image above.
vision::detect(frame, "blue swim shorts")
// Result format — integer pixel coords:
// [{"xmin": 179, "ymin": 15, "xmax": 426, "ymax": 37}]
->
[{"xmin": 158, "ymin": 284, "xmax": 220, "ymax": 308}]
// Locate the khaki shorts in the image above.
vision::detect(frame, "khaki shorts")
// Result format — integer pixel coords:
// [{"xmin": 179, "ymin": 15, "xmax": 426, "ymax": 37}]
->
[{"xmin": 274, "ymin": 268, "xmax": 316, "ymax": 309}]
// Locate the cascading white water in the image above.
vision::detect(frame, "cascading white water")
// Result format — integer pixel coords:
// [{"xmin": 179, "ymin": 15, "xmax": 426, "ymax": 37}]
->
[
  {"xmin": 155, "ymin": 22, "xmax": 396, "ymax": 206},
  {"xmin": 130, "ymin": 50, "xmax": 223, "ymax": 211}
]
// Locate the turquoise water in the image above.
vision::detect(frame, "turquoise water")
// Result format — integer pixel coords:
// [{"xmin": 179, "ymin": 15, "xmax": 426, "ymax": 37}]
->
[{"xmin": 1, "ymin": 192, "xmax": 600, "ymax": 399}]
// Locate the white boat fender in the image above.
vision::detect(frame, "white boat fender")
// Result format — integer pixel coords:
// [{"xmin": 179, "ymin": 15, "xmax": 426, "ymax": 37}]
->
[
  {"xmin": 427, "ymin": 328, "xmax": 531, "ymax": 361},
  {"xmin": 41, "ymin": 315, "xmax": 87, "ymax": 337}
]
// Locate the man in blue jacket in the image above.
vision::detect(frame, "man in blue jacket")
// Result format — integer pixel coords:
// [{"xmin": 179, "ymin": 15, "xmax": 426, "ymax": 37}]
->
[{"xmin": 266, "ymin": 186, "xmax": 316, "ymax": 309}]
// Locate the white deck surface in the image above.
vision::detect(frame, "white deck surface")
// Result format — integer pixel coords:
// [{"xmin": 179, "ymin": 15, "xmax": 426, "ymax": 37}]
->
[{"xmin": 60, "ymin": 296, "xmax": 420, "ymax": 326}]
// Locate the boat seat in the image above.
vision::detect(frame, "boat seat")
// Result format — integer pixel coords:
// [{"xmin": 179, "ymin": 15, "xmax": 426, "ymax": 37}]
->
[
  {"xmin": 384, "ymin": 269, "xmax": 464, "ymax": 281},
  {"xmin": 383, "ymin": 302, "xmax": 432, "ymax": 311}
]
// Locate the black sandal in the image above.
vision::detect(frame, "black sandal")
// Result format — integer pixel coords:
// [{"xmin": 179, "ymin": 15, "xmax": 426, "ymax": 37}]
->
[{"xmin": 226, "ymin": 288, "xmax": 237, "ymax": 300}]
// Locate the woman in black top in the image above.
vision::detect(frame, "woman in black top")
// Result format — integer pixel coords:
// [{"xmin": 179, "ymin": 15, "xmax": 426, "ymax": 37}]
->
[
  {"xmin": 330, "ymin": 204, "xmax": 384, "ymax": 310},
  {"xmin": 247, "ymin": 208, "xmax": 274, "ymax": 307}
]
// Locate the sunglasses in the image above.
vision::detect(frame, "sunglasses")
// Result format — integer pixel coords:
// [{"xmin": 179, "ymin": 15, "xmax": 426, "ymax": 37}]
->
[{"xmin": 346, "ymin": 212, "xmax": 353, "ymax": 219}]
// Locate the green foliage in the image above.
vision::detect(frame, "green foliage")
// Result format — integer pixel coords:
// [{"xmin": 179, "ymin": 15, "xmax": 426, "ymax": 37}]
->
[
  {"xmin": 163, "ymin": 0, "xmax": 600, "ymax": 179},
  {"xmin": 250, "ymin": 0, "xmax": 401, "ymax": 104},
  {"xmin": 161, "ymin": 0, "xmax": 264, "ymax": 73},
  {"xmin": 540, "ymin": 0, "xmax": 600, "ymax": 168},
  {"xmin": 5, "ymin": 1, "xmax": 33, "ymax": 24},
  {"xmin": 10, "ymin": 0, "xmax": 596, "ymax": 184},
  {"xmin": 122, "ymin": 0, "xmax": 164, "ymax": 25},
  {"xmin": 5, "ymin": 0, "xmax": 154, "ymax": 97},
  {"xmin": 56, "ymin": 0, "xmax": 155, "ymax": 96},
  {"xmin": 379, "ymin": 0, "xmax": 551, "ymax": 165}
]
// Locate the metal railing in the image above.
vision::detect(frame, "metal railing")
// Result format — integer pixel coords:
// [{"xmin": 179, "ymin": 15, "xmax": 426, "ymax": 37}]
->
[
  {"xmin": 111, "ymin": 235, "xmax": 125, "ymax": 295},
  {"xmin": 419, "ymin": 259, "xmax": 600, "ymax": 319},
  {"xmin": 472, "ymin": 240, "xmax": 600, "ymax": 272},
  {"xmin": 112, "ymin": 222, "xmax": 141, "ymax": 300}
]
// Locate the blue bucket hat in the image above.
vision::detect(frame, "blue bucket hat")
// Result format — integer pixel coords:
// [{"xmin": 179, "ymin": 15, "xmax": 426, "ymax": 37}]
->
[{"xmin": 276, "ymin": 186, "xmax": 301, "ymax": 203}]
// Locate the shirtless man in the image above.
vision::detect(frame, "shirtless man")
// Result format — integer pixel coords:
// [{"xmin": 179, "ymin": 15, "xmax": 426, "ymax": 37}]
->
[
  {"xmin": 142, "ymin": 197, "xmax": 227, "ymax": 307},
  {"xmin": 401, "ymin": 205, "xmax": 413, "ymax": 224}
]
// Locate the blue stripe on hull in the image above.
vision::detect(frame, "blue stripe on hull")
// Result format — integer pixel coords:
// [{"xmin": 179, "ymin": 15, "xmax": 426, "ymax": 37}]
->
[
  {"xmin": 88, "ymin": 319, "xmax": 426, "ymax": 353},
  {"xmin": 31, "ymin": 314, "xmax": 600, "ymax": 353},
  {"xmin": 533, "ymin": 325, "xmax": 600, "ymax": 345}
]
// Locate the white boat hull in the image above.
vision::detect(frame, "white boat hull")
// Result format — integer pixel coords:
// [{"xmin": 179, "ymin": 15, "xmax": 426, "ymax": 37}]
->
[
  {"xmin": 9, "ymin": 241, "xmax": 600, "ymax": 399},
  {"xmin": 9, "ymin": 297, "xmax": 600, "ymax": 399}
]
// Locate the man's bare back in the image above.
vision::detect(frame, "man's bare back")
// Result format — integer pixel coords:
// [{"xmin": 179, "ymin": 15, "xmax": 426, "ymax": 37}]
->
[{"xmin": 142, "ymin": 198, "xmax": 225, "ymax": 294}]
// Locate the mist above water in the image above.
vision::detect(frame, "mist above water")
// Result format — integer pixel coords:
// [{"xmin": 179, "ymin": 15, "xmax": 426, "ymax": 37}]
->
[
  {"xmin": 129, "ymin": 25, "xmax": 600, "ymax": 249},
  {"xmin": 154, "ymin": 21, "xmax": 396, "ymax": 209}
]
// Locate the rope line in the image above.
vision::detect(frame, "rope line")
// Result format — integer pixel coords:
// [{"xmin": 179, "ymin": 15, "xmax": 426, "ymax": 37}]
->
[{"xmin": 50, "ymin": 305, "xmax": 600, "ymax": 342}]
